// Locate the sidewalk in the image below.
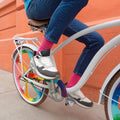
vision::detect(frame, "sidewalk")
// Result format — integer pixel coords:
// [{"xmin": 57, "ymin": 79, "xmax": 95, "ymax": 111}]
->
[{"xmin": 0, "ymin": 69, "xmax": 106, "ymax": 120}]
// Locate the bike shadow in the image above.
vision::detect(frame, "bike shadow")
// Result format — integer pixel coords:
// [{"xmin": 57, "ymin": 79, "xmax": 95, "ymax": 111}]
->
[{"xmin": 37, "ymin": 98, "xmax": 106, "ymax": 120}]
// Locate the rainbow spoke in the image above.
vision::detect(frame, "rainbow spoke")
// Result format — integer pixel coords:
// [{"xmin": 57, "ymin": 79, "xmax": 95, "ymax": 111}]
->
[
  {"xmin": 23, "ymin": 62, "xmax": 27, "ymax": 72},
  {"xmin": 25, "ymin": 81, "xmax": 29, "ymax": 97}
]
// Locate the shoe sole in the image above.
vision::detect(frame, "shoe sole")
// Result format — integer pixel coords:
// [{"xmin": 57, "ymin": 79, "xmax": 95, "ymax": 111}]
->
[
  {"xmin": 73, "ymin": 99, "xmax": 93, "ymax": 109},
  {"xmin": 68, "ymin": 96, "xmax": 93, "ymax": 109}
]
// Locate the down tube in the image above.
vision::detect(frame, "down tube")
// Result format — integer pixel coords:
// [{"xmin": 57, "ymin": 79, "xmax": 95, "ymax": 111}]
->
[
  {"xmin": 51, "ymin": 19, "xmax": 120, "ymax": 93},
  {"xmin": 67, "ymin": 35, "xmax": 120, "ymax": 93}
]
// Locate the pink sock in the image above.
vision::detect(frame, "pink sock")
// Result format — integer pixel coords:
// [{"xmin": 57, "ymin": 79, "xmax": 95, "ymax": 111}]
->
[
  {"xmin": 67, "ymin": 73, "xmax": 81, "ymax": 88},
  {"xmin": 37, "ymin": 37, "xmax": 53, "ymax": 54}
]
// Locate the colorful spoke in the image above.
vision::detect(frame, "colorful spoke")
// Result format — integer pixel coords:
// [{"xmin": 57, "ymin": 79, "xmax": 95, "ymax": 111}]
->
[{"xmin": 23, "ymin": 62, "xmax": 27, "ymax": 72}]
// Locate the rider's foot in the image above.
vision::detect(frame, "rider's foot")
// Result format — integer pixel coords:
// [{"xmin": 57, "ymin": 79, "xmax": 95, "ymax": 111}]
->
[
  {"xmin": 69, "ymin": 90, "xmax": 93, "ymax": 108},
  {"xmin": 31, "ymin": 49, "xmax": 60, "ymax": 80}
]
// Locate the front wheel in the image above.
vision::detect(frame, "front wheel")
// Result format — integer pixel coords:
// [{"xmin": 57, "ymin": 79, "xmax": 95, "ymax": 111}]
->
[
  {"xmin": 12, "ymin": 46, "xmax": 48, "ymax": 105},
  {"xmin": 104, "ymin": 70, "xmax": 120, "ymax": 120}
]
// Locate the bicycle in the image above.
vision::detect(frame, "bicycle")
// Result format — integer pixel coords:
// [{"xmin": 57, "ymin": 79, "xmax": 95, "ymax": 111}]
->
[{"xmin": 12, "ymin": 18, "xmax": 120, "ymax": 120}]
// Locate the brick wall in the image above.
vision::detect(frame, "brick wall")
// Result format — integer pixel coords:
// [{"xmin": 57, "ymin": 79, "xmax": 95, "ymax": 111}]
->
[{"xmin": 0, "ymin": 0, "xmax": 120, "ymax": 102}]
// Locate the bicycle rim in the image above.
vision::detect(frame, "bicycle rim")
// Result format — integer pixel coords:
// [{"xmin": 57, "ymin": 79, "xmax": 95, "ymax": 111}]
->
[{"xmin": 13, "ymin": 47, "xmax": 48, "ymax": 105}]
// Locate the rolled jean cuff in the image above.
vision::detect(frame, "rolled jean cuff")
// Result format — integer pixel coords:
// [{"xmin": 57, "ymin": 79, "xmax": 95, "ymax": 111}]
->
[
  {"xmin": 44, "ymin": 34, "xmax": 58, "ymax": 44},
  {"xmin": 73, "ymin": 71, "xmax": 83, "ymax": 76}
]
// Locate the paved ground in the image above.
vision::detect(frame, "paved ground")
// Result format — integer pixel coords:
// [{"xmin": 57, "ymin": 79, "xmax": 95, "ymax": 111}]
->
[{"xmin": 0, "ymin": 69, "xmax": 106, "ymax": 120}]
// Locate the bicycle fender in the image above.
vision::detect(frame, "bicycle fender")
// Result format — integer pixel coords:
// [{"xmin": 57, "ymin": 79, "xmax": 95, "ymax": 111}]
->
[
  {"xmin": 98, "ymin": 64, "xmax": 120, "ymax": 104},
  {"xmin": 11, "ymin": 44, "xmax": 38, "ymax": 60}
]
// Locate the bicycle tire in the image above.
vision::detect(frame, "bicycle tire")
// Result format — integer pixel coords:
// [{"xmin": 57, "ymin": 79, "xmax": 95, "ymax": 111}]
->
[
  {"xmin": 104, "ymin": 70, "xmax": 120, "ymax": 120},
  {"xmin": 12, "ymin": 46, "xmax": 48, "ymax": 105}
]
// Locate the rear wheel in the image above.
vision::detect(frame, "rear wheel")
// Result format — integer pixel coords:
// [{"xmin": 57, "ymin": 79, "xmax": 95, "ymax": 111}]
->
[
  {"xmin": 104, "ymin": 71, "xmax": 120, "ymax": 120},
  {"xmin": 12, "ymin": 46, "xmax": 48, "ymax": 105}
]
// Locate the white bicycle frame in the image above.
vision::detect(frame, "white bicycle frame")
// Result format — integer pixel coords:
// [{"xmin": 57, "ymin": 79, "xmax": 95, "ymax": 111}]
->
[
  {"xmin": 52, "ymin": 19, "xmax": 120, "ymax": 104},
  {"xmin": 12, "ymin": 19, "xmax": 120, "ymax": 104}
]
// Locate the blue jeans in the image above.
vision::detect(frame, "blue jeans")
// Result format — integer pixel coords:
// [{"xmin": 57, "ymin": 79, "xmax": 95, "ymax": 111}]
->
[{"xmin": 26, "ymin": 0, "xmax": 104, "ymax": 76}]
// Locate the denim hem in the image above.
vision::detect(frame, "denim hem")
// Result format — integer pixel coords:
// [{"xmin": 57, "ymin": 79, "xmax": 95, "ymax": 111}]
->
[
  {"xmin": 44, "ymin": 34, "xmax": 58, "ymax": 44},
  {"xmin": 73, "ymin": 71, "xmax": 82, "ymax": 76},
  {"xmin": 73, "ymin": 48, "xmax": 89, "ymax": 76}
]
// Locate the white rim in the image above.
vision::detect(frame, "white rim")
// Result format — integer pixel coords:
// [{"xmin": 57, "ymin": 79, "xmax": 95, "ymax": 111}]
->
[{"xmin": 13, "ymin": 47, "xmax": 44, "ymax": 105}]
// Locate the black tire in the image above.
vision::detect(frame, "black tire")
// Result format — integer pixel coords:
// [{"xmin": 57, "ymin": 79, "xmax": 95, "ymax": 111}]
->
[{"xmin": 104, "ymin": 70, "xmax": 120, "ymax": 120}]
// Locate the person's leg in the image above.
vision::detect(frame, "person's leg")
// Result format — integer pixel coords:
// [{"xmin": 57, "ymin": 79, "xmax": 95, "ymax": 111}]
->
[
  {"xmin": 63, "ymin": 19, "xmax": 104, "ymax": 81},
  {"xmin": 26, "ymin": 0, "xmax": 60, "ymax": 53},
  {"xmin": 26, "ymin": 0, "xmax": 62, "ymax": 79},
  {"xmin": 27, "ymin": 0, "xmax": 89, "ymax": 79},
  {"xmin": 44, "ymin": 0, "xmax": 89, "ymax": 44},
  {"xmin": 63, "ymin": 19, "xmax": 104, "ymax": 108},
  {"xmin": 67, "ymin": 73, "xmax": 81, "ymax": 88},
  {"xmin": 36, "ymin": 0, "xmax": 89, "ymax": 53},
  {"xmin": 26, "ymin": 0, "xmax": 94, "ymax": 108},
  {"xmin": 36, "ymin": 38, "xmax": 54, "ymax": 54}
]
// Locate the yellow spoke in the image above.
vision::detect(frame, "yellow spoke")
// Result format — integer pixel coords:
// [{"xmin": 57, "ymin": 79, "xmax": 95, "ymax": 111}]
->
[{"xmin": 25, "ymin": 81, "xmax": 29, "ymax": 97}]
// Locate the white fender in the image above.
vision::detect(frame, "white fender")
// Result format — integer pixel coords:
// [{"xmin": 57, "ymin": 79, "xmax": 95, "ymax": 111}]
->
[
  {"xmin": 98, "ymin": 64, "xmax": 120, "ymax": 104},
  {"xmin": 11, "ymin": 44, "xmax": 38, "ymax": 60}
]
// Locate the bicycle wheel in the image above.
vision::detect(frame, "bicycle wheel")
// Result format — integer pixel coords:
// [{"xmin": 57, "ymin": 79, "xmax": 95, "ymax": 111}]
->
[
  {"xmin": 12, "ymin": 46, "xmax": 48, "ymax": 105},
  {"xmin": 104, "ymin": 70, "xmax": 120, "ymax": 120}
]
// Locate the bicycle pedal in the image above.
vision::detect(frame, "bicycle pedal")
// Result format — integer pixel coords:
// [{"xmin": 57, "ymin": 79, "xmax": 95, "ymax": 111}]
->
[
  {"xmin": 65, "ymin": 99, "xmax": 75, "ymax": 107},
  {"xmin": 65, "ymin": 97, "xmax": 75, "ymax": 107}
]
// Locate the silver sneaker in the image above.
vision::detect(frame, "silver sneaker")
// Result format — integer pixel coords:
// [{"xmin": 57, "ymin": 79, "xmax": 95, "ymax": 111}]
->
[
  {"xmin": 30, "ymin": 49, "xmax": 60, "ymax": 80},
  {"xmin": 69, "ymin": 90, "xmax": 93, "ymax": 108}
]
